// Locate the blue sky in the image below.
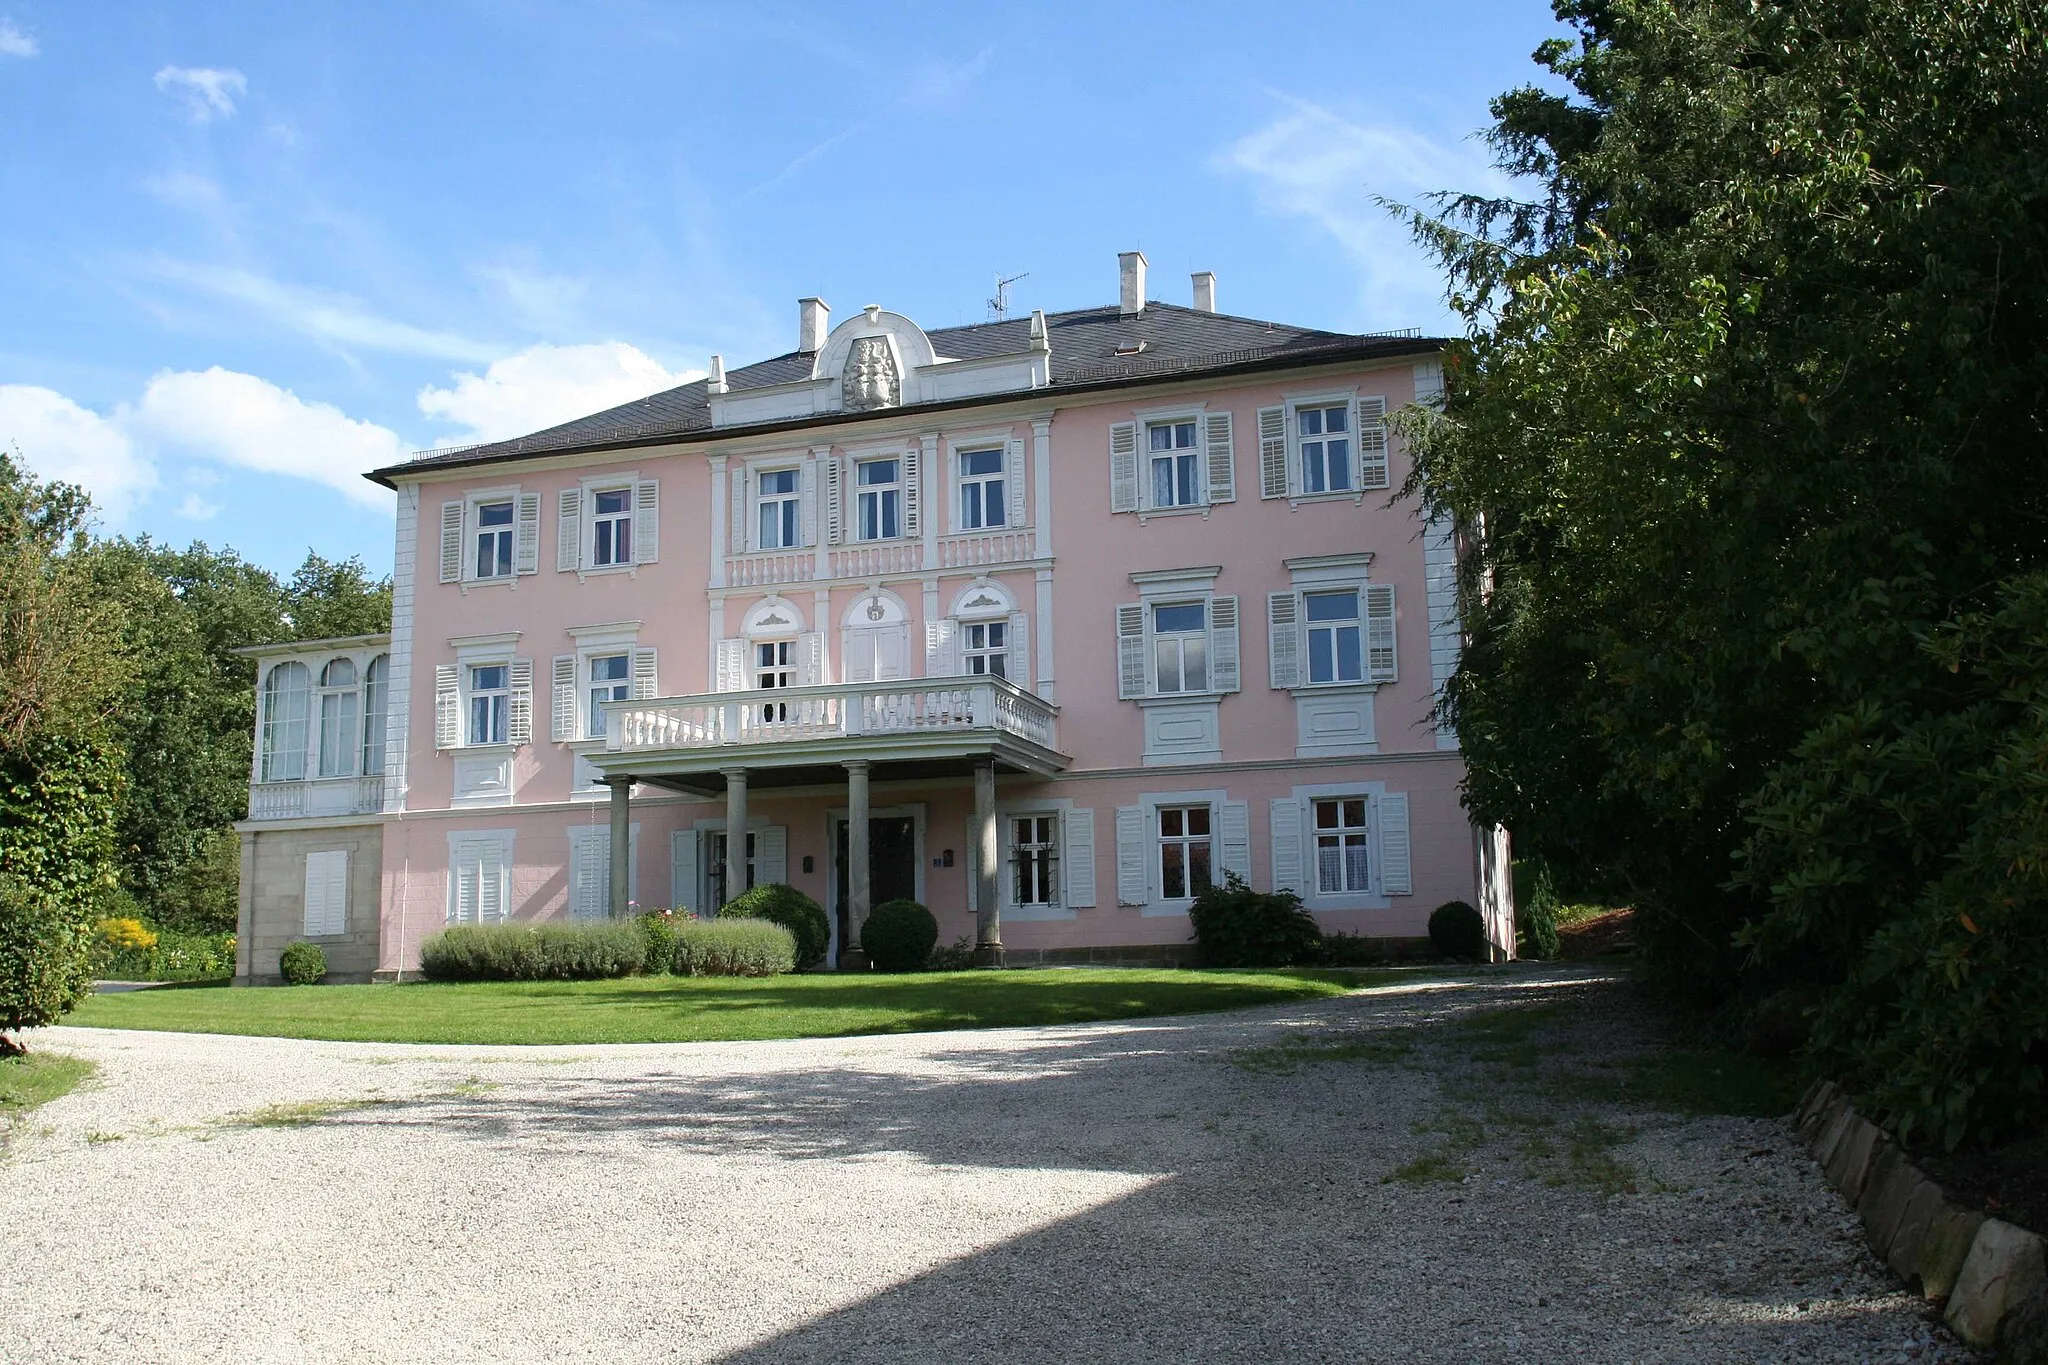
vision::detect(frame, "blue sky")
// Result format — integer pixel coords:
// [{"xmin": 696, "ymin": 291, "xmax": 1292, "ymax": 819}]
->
[{"xmin": 0, "ymin": 1, "xmax": 1562, "ymax": 576}]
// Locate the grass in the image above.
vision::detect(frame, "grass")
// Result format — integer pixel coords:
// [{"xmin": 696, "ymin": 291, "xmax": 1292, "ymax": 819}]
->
[
  {"xmin": 228, "ymin": 1097, "xmax": 396, "ymax": 1128},
  {"xmin": 62, "ymin": 967, "xmax": 1370, "ymax": 1046},
  {"xmin": 0, "ymin": 1052, "xmax": 94, "ymax": 1117}
]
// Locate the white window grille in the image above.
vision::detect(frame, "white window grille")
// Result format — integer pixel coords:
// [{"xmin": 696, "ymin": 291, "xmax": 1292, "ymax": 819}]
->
[
  {"xmin": 757, "ymin": 468, "xmax": 800, "ymax": 549},
  {"xmin": 316, "ymin": 657, "xmax": 359, "ymax": 778},
  {"xmin": 1156, "ymin": 804, "xmax": 1214, "ymax": 901},
  {"xmin": 957, "ymin": 447, "xmax": 1006, "ymax": 530},
  {"xmin": 468, "ymin": 663, "xmax": 509, "ymax": 745},
  {"xmin": 1012, "ymin": 815, "xmax": 1058, "ymax": 906},
  {"xmin": 361, "ymin": 654, "xmax": 389, "ymax": 777},
  {"xmin": 1313, "ymin": 797, "xmax": 1372, "ymax": 894},
  {"xmin": 963, "ymin": 620, "xmax": 1008, "ymax": 678},
  {"xmin": 1298, "ymin": 403, "xmax": 1353, "ymax": 494},
  {"xmin": 1147, "ymin": 420, "xmax": 1200, "ymax": 508},
  {"xmin": 1152, "ymin": 602, "xmax": 1208, "ymax": 694},
  {"xmin": 1305, "ymin": 589, "xmax": 1365, "ymax": 684},
  {"xmin": 856, "ymin": 457, "xmax": 901, "ymax": 540},
  {"xmin": 586, "ymin": 653, "xmax": 630, "ymax": 738},
  {"xmin": 591, "ymin": 487, "xmax": 634, "ymax": 566},
  {"xmin": 473, "ymin": 500, "xmax": 515, "ymax": 579},
  {"xmin": 259, "ymin": 662, "xmax": 311, "ymax": 782}
]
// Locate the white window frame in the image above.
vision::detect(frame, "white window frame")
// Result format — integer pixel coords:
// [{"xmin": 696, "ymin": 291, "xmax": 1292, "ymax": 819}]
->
[
  {"xmin": 1272, "ymin": 781, "xmax": 1402, "ymax": 910},
  {"xmin": 955, "ymin": 445, "xmax": 1007, "ymax": 531},
  {"xmin": 1011, "ymin": 812, "xmax": 1060, "ymax": 909},
  {"xmin": 977, "ymin": 796, "xmax": 1086, "ymax": 922},
  {"xmin": 1144, "ymin": 416, "xmax": 1203, "ymax": 511},
  {"xmin": 1294, "ymin": 399, "xmax": 1356, "ymax": 497},
  {"xmin": 588, "ymin": 484, "xmax": 636, "ymax": 569},
  {"xmin": 258, "ymin": 661, "xmax": 312, "ymax": 783},
  {"xmin": 1304, "ymin": 587, "xmax": 1366, "ymax": 686},
  {"xmin": 585, "ymin": 651, "xmax": 631, "ymax": 739},
  {"xmin": 962, "ymin": 618, "xmax": 1010, "ymax": 679},
  {"xmin": 754, "ymin": 465, "xmax": 803, "ymax": 551},
  {"xmin": 854, "ymin": 455, "xmax": 903, "ymax": 542},
  {"xmin": 361, "ymin": 654, "xmax": 389, "ymax": 778},
  {"xmin": 315, "ymin": 657, "xmax": 361, "ymax": 779},
  {"xmin": 302, "ymin": 848, "xmax": 350, "ymax": 938},
  {"xmin": 1271, "ymin": 554, "xmax": 1395, "ymax": 692},
  {"xmin": 449, "ymin": 631, "xmax": 523, "ymax": 752},
  {"xmin": 447, "ymin": 829, "xmax": 515, "ymax": 925},
  {"xmin": 467, "ymin": 661, "xmax": 511, "ymax": 747},
  {"xmin": 470, "ymin": 492, "xmax": 519, "ymax": 582},
  {"xmin": 1120, "ymin": 566, "xmax": 1239, "ymax": 701},
  {"xmin": 1310, "ymin": 795, "xmax": 1372, "ymax": 895},
  {"xmin": 1155, "ymin": 800, "xmax": 1216, "ymax": 904}
]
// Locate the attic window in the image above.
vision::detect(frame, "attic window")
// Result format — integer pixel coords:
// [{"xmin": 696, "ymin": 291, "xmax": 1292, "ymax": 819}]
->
[{"xmin": 1114, "ymin": 340, "xmax": 1147, "ymax": 357}]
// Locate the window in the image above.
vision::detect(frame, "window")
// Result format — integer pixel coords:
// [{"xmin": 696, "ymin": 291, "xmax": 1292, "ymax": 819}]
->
[
  {"xmin": 474, "ymin": 500, "xmax": 515, "ymax": 579},
  {"xmin": 963, "ymin": 620, "xmax": 1008, "ymax": 678},
  {"xmin": 1298, "ymin": 404, "xmax": 1352, "ymax": 494},
  {"xmin": 1012, "ymin": 815, "xmax": 1058, "ymax": 906},
  {"xmin": 591, "ymin": 488, "xmax": 634, "ymax": 567},
  {"xmin": 468, "ymin": 664, "xmax": 509, "ymax": 745},
  {"xmin": 448, "ymin": 831, "xmax": 513, "ymax": 924},
  {"xmin": 755, "ymin": 640, "xmax": 794, "ymax": 723},
  {"xmin": 1152, "ymin": 602, "xmax": 1208, "ymax": 694},
  {"xmin": 1157, "ymin": 804, "xmax": 1213, "ymax": 900},
  {"xmin": 1305, "ymin": 590, "xmax": 1364, "ymax": 684},
  {"xmin": 856, "ymin": 458, "xmax": 900, "ymax": 540},
  {"xmin": 587, "ymin": 653, "xmax": 630, "ymax": 738},
  {"xmin": 316, "ymin": 658, "xmax": 359, "ymax": 778},
  {"xmin": 303, "ymin": 849, "xmax": 349, "ymax": 937},
  {"xmin": 259, "ymin": 662, "xmax": 311, "ymax": 782},
  {"xmin": 958, "ymin": 448, "xmax": 1006, "ymax": 530},
  {"xmin": 361, "ymin": 655, "xmax": 389, "ymax": 777},
  {"xmin": 1148, "ymin": 420, "xmax": 1200, "ymax": 508},
  {"xmin": 757, "ymin": 468, "xmax": 800, "ymax": 550},
  {"xmin": 707, "ymin": 830, "xmax": 756, "ymax": 911},
  {"xmin": 1314, "ymin": 798, "xmax": 1371, "ymax": 894}
]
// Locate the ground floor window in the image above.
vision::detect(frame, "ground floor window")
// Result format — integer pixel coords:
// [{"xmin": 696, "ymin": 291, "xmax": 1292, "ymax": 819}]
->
[
  {"xmin": 1313, "ymin": 797, "xmax": 1370, "ymax": 893},
  {"xmin": 707, "ymin": 830, "xmax": 756, "ymax": 910},
  {"xmin": 1011, "ymin": 814, "xmax": 1058, "ymax": 905},
  {"xmin": 1157, "ymin": 803, "xmax": 1213, "ymax": 900}
]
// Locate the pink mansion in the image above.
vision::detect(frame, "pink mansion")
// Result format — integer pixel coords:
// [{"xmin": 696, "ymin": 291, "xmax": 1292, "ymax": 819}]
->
[{"xmin": 233, "ymin": 253, "xmax": 1512, "ymax": 981}]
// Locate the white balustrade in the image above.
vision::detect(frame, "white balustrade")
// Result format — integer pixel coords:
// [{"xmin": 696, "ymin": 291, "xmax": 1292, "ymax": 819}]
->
[
  {"xmin": 938, "ymin": 531, "xmax": 1034, "ymax": 569},
  {"xmin": 828, "ymin": 543, "xmax": 923, "ymax": 579},
  {"xmin": 604, "ymin": 676, "xmax": 1058, "ymax": 755},
  {"xmin": 727, "ymin": 551, "xmax": 815, "ymax": 587},
  {"xmin": 246, "ymin": 775, "xmax": 388, "ymax": 821}
]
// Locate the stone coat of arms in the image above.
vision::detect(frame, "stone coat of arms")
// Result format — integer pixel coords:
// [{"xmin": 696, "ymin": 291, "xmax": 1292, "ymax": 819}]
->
[{"xmin": 842, "ymin": 336, "xmax": 901, "ymax": 412}]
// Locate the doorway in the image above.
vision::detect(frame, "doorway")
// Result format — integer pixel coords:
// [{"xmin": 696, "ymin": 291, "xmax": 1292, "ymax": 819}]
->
[{"xmin": 834, "ymin": 815, "xmax": 917, "ymax": 963}]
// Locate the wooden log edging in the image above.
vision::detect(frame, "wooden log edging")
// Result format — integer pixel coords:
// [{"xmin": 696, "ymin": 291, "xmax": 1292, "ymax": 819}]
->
[{"xmin": 1795, "ymin": 1080, "xmax": 2047, "ymax": 1359}]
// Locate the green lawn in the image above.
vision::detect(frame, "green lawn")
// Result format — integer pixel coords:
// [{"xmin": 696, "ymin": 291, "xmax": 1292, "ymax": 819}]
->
[
  {"xmin": 1, "ymin": 1052, "xmax": 95, "ymax": 1115},
  {"xmin": 62, "ymin": 968, "xmax": 1388, "ymax": 1046}
]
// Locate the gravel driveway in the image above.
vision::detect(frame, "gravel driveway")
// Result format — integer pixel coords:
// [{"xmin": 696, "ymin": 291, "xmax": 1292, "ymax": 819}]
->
[{"xmin": 4, "ymin": 967, "xmax": 1974, "ymax": 1363}]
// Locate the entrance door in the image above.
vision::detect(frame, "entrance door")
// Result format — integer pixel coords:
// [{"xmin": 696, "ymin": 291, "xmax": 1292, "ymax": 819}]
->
[{"xmin": 834, "ymin": 816, "xmax": 917, "ymax": 963}]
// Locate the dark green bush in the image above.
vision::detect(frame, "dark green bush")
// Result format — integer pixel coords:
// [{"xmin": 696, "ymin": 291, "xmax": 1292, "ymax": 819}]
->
[
  {"xmin": 927, "ymin": 936, "xmax": 977, "ymax": 971},
  {"xmin": 719, "ymin": 884, "xmax": 829, "ymax": 970},
  {"xmin": 634, "ymin": 910, "xmax": 681, "ymax": 975},
  {"xmin": 0, "ymin": 875, "xmax": 99, "ymax": 1038},
  {"xmin": 1515, "ymin": 861, "xmax": 1561, "ymax": 961},
  {"xmin": 419, "ymin": 921, "xmax": 647, "ymax": 982},
  {"xmin": 1317, "ymin": 931, "xmax": 1383, "ymax": 968},
  {"xmin": 1189, "ymin": 872, "xmax": 1322, "ymax": 968},
  {"xmin": 671, "ymin": 917, "xmax": 795, "ymax": 977},
  {"xmin": 861, "ymin": 899, "xmax": 938, "ymax": 972},
  {"xmin": 1428, "ymin": 901, "xmax": 1486, "ymax": 961},
  {"xmin": 278, "ymin": 941, "xmax": 326, "ymax": 985}
]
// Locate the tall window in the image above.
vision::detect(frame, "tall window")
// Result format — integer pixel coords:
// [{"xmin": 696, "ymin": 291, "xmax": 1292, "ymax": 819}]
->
[
  {"xmin": 316, "ymin": 658, "xmax": 359, "ymax": 778},
  {"xmin": 856, "ymin": 458, "xmax": 901, "ymax": 540},
  {"xmin": 1305, "ymin": 589, "xmax": 1364, "ymax": 684},
  {"xmin": 757, "ymin": 469, "xmax": 799, "ymax": 549},
  {"xmin": 1298, "ymin": 404, "xmax": 1352, "ymax": 494},
  {"xmin": 259, "ymin": 662, "xmax": 311, "ymax": 782},
  {"xmin": 755, "ymin": 640, "xmax": 794, "ymax": 723},
  {"xmin": 591, "ymin": 488, "xmax": 634, "ymax": 566},
  {"xmin": 1314, "ymin": 798, "xmax": 1371, "ymax": 894},
  {"xmin": 1152, "ymin": 602, "xmax": 1208, "ymax": 694},
  {"xmin": 474, "ymin": 500, "xmax": 515, "ymax": 579},
  {"xmin": 361, "ymin": 655, "xmax": 389, "ymax": 777},
  {"xmin": 958, "ymin": 448, "xmax": 1005, "ymax": 529},
  {"xmin": 1013, "ymin": 815, "xmax": 1057, "ymax": 906},
  {"xmin": 1148, "ymin": 420, "xmax": 1199, "ymax": 508},
  {"xmin": 468, "ymin": 664, "xmax": 509, "ymax": 745},
  {"xmin": 707, "ymin": 830, "xmax": 756, "ymax": 910},
  {"xmin": 587, "ymin": 653, "xmax": 630, "ymax": 738},
  {"xmin": 1157, "ymin": 804, "xmax": 1213, "ymax": 900},
  {"xmin": 963, "ymin": 620, "xmax": 1008, "ymax": 678}
]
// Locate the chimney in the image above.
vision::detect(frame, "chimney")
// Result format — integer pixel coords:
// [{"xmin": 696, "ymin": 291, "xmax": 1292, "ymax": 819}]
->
[
  {"xmin": 1191, "ymin": 271, "xmax": 1217, "ymax": 314},
  {"xmin": 799, "ymin": 297, "xmax": 829, "ymax": 353},
  {"xmin": 706, "ymin": 354, "xmax": 727, "ymax": 395},
  {"xmin": 1118, "ymin": 251, "xmax": 1147, "ymax": 315}
]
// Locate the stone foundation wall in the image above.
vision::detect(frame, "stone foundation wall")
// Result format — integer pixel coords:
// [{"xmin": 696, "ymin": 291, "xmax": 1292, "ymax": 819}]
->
[{"xmin": 236, "ymin": 824, "xmax": 384, "ymax": 985}]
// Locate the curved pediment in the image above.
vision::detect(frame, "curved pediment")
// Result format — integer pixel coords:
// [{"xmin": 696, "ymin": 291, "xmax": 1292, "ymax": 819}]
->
[{"xmin": 812, "ymin": 306, "xmax": 942, "ymax": 412}]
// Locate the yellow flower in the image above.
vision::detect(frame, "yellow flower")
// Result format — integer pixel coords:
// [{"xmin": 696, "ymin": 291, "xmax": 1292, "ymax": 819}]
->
[{"xmin": 95, "ymin": 917, "xmax": 158, "ymax": 951}]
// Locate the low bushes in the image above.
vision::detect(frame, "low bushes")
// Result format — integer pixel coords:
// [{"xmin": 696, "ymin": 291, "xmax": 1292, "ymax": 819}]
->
[
  {"xmin": 669, "ymin": 917, "xmax": 795, "ymax": 977},
  {"xmin": 861, "ymin": 899, "xmax": 938, "ymax": 972},
  {"xmin": 718, "ymin": 884, "xmax": 829, "ymax": 971},
  {"xmin": 1189, "ymin": 872, "xmax": 1322, "ymax": 967},
  {"xmin": 420, "ymin": 921, "xmax": 647, "ymax": 982},
  {"xmin": 279, "ymin": 941, "xmax": 327, "ymax": 985},
  {"xmin": 91, "ymin": 919, "xmax": 235, "ymax": 981},
  {"xmin": 1428, "ymin": 901, "xmax": 1487, "ymax": 961}
]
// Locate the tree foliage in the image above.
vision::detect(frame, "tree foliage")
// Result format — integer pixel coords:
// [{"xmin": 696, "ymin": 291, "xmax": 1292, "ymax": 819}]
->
[{"xmin": 1402, "ymin": 2, "xmax": 2048, "ymax": 1144}]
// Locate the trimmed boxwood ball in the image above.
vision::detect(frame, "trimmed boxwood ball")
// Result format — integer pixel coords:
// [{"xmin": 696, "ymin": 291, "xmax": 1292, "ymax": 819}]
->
[
  {"xmin": 719, "ymin": 884, "xmax": 829, "ymax": 971},
  {"xmin": 1428, "ymin": 900, "xmax": 1487, "ymax": 961},
  {"xmin": 861, "ymin": 899, "xmax": 938, "ymax": 973},
  {"xmin": 278, "ymin": 941, "xmax": 327, "ymax": 985},
  {"xmin": 1188, "ymin": 871, "xmax": 1322, "ymax": 967}
]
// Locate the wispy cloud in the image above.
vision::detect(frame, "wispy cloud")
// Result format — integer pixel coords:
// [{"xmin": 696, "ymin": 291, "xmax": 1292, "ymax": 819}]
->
[
  {"xmin": 154, "ymin": 65, "xmax": 248, "ymax": 122},
  {"xmin": 142, "ymin": 258, "xmax": 503, "ymax": 362},
  {"xmin": 174, "ymin": 490, "xmax": 221, "ymax": 521},
  {"xmin": 418, "ymin": 342, "xmax": 702, "ymax": 445},
  {"xmin": 740, "ymin": 120, "xmax": 870, "ymax": 201},
  {"xmin": 0, "ymin": 18, "xmax": 37, "ymax": 57}
]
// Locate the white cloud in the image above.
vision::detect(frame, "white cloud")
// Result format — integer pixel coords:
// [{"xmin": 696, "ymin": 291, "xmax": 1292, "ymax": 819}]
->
[
  {"xmin": 0, "ymin": 19, "xmax": 37, "ymax": 57},
  {"xmin": 418, "ymin": 342, "xmax": 701, "ymax": 445},
  {"xmin": 0, "ymin": 385, "xmax": 155, "ymax": 522},
  {"xmin": 142, "ymin": 258, "xmax": 501, "ymax": 362},
  {"xmin": 154, "ymin": 66, "xmax": 247, "ymax": 122},
  {"xmin": 174, "ymin": 491, "xmax": 220, "ymax": 521},
  {"xmin": 129, "ymin": 368, "xmax": 404, "ymax": 508}
]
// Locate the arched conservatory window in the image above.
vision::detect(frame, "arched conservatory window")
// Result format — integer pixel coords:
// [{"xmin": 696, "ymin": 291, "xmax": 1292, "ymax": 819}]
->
[
  {"xmin": 361, "ymin": 654, "xmax": 389, "ymax": 777},
  {"xmin": 259, "ymin": 662, "xmax": 311, "ymax": 782},
  {"xmin": 317, "ymin": 658, "xmax": 359, "ymax": 778}
]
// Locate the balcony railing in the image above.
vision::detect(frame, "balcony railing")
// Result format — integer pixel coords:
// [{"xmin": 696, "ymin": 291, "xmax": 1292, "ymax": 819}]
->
[
  {"xmin": 602, "ymin": 676, "xmax": 1058, "ymax": 756},
  {"xmin": 248, "ymin": 775, "xmax": 386, "ymax": 821}
]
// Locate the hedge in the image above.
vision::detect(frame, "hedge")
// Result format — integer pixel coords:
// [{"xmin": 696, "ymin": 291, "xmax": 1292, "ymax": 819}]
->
[
  {"xmin": 717, "ymin": 884, "xmax": 829, "ymax": 970},
  {"xmin": 419, "ymin": 921, "xmax": 648, "ymax": 982},
  {"xmin": 668, "ymin": 917, "xmax": 795, "ymax": 977}
]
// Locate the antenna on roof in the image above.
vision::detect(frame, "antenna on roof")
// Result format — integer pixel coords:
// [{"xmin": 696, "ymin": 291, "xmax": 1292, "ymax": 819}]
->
[{"xmin": 987, "ymin": 271, "xmax": 1030, "ymax": 322}]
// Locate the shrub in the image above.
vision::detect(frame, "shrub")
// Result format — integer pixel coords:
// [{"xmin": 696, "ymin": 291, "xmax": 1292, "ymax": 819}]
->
[
  {"xmin": 634, "ymin": 910, "xmax": 682, "ymax": 975},
  {"xmin": 1515, "ymin": 862, "xmax": 1561, "ymax": 961},
  {"xmin": 1317, "ymin": 931, "xmax": 1383, "ymax": 968},
  {"xmin": 719, "ymin": 884, "xmax": 829, "ymax": 971},
  {"xmin": 1428, "ymin": 901, "xmax": 1487, "ymax": 961},
  {"xmin": 1189, "ymin": 872, "xmax": 1322, "ymax": 968},
  {"xmin": 0, "ymin": 875, "xmax": 100, "ymax": 1040},
  {"xmin": 418, "ymin": 921, "xmax": 647, "ymax": 982},
  {"xmin": 279, "ymin": 941, "xmax": 327, "ymax": 985},
  {"xmin": 670, "ymin": 917, "xmax": 795, "ymax": 977},
  {"xmin": 927, "ymin": 936, "xmax": 977, "ymax": 971},
  {"xmin": 861, "ymin": 899, "xmax": 938, "ymax": 973}
]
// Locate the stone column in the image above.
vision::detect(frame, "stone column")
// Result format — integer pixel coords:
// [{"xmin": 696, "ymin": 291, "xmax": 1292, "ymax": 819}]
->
[
  {"xmin": 723, "ymin": 767, "xmax": 748, "ymax": 902},
  {"xmin": 844, "ymin": 760, "xmax": 871, "ymax": 970},
  {"xmin": 608, "ymin": 777, "xmax": 632, "ymax": 920},
  {"xmin": 973, "ymin": 756, "xmax": 1003, "ymax": 967}
]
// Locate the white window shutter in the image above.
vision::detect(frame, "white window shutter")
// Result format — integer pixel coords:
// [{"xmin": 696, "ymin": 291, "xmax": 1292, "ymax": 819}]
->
[
  {"xmin": 1365, "ymin": 583, "xmax": 1398, "ymax": 683},
  {"xmin": 569, "ymin": 827, "xmax": 607, "ymax": 921},
  {"xmin": 1269, "ymin": 798, "xmax": 1304, "ymax": 894},
  {"xmin": 514, "ymin": 493, "xmax": 541, "ymax": 574},
  {"xmin": 757, "ymin": 825, "xmax": 788, "ymax": 884},
  {"xmin": 1116, "ymin": 603, "xmax": 1148, "ymax": 699},
  {"xmin": 1006, "ymin": 438, "xmax": 1027, "ymax": 527},
  {"xmin": 1268, "ymin": 592, "xmax": 1301, "ymax": 689},
  {"xmin": 796, "ymin": 632, "xmax": 823, "ymax": 686},
  {"xmin": 1376, "ymin": 792, "xmax": 1412, "ymax": 894},
  {"xmin": 453, "ymin": 855, "xmax": 479, "ymax": 924},
  {"xmin": 556, "ymin": 488, "xmax": 583, "ymax": 572},
  {"xmin": 1109, "ymin": 421, "xmax": 1139, "ymax": 513},
  {"xmin": 800, "ymin": 459, "xmax": 820, "ymax": 547},
  {"xmin": 1063, "ymin": 808, "xmax": 1097, "ymax": 907},
  {"xmin": 480, "ymin": 841, "xmax": 506, "ymax": 922},
  {"xmin": 825, "ymin": 456, "xmax": 845, "ymax": 545},
  {"xmin": 1356, "ymin": 396, "xmax": 1390, "ymax": 490},
  {"xmin": 507, "ymin": 659, "xmax": 534, "ymax": 744},
  {"xmin": 1006, "ymin": 610, "xmax": 1031, "ymax": 691},
  {"xmin": 1258, "ymin": 406, "xmax": 1288, "ymax": 499},
  {"xmin": 1114, "ymin": 805, "xmax": 1148, "ymax": 906},
  {"xmin": 994, "ymin": 814, "xmax": 1015, "ymax": 914},
  {"xmin": 1210, "ymin": 596, "xmax": 1241, "ymax": 693},
  {"xmin": 715, "ymin": 638, "xmax": 748, "ymax": 692},
  {"xmin": 439, "ymin": 501, "xmax": 464, "ymax": 583},
  {"xmin": 1204, "ymin": 411, "xmax": 1236, "ymax": 504},
  {"xmin": 901, "ymin": 445, "xmax": 921, "ymax": 539},
  {"xmin": 846, "ymin": 628, "xmax": 877, "ymax": 683},
  {"xmin": 551, "ymin": 655, "xmax": 577, "ymax": 742},
  {"xmin": 877, "ymin": 624, "xmax": 912, "ymax": 681},
  {"xmin": 670, "ymin": 830, "xmax": 700, "ymax": 913},
  {"xmin": 434, "ymin": 664, "xmax": 460, "ymax": 748},
  {"xmin": 303, "ymin": 849, "xmax": 348, "ymax": 937},
  {"xmin": 632, "ymin": 646, "xmax": 659, "ymax": 699},
  {"xmin": 634, "ymin": 479, "xmax": 660, "ymax": 563},
  {"xmin": 1220, "ymin": 800, "xmax": 1251, "ymax": 882},
  {"xmin": 924, "ymin": 619, "xmax": 959, "ymax": 679},
  {"xmin": 731, "ymin": 468, "xmax": 750, "ymax": 554}
]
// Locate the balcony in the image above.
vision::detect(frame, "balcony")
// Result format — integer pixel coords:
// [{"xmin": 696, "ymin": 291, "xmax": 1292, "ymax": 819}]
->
[{"xmin": 248, "ymin": 775, "xmax": 386, "ymax": 821}]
